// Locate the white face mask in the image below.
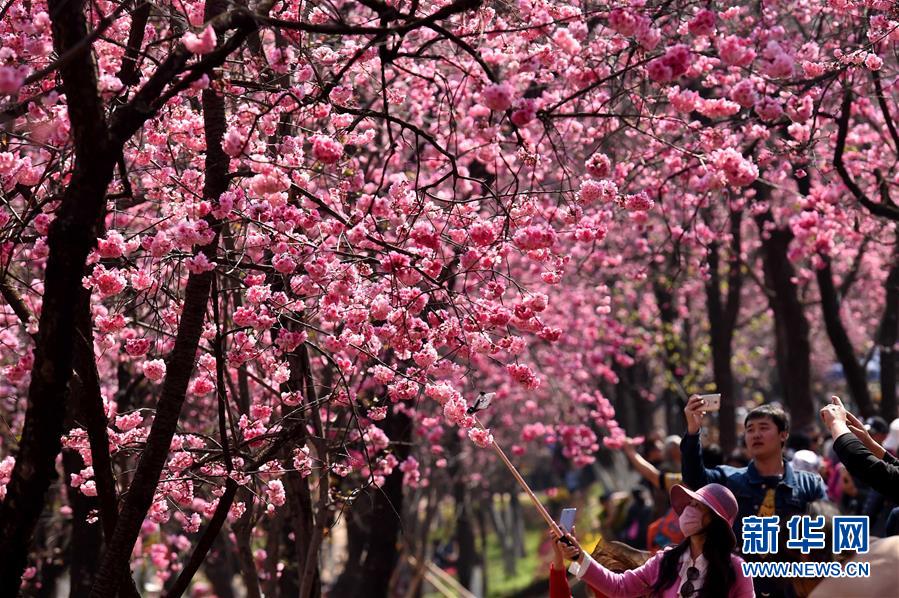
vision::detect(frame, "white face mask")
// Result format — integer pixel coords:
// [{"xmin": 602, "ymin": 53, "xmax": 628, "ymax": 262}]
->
[{"xmin": 678, "ymin": 505, "xmax": 705, "ymax": 536}]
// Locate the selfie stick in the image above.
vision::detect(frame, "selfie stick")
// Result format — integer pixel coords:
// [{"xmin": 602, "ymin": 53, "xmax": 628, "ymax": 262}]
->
[{"xmin": 467, "ymin": 393, "xmax": 569, "ymax": 541}]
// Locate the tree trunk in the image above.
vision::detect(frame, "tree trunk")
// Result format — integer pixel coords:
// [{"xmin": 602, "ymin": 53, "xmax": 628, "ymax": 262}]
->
[
  {"xmin": 476, "ymin": 496, "xmax": 489, "ymax": 597},
  {"xmin": 330, "ymin": 505, "xmax": 367, "ymax": 597},
  {"xmin": 705, "ymin": 209, "xmax": 743, "ymax": 452},
  {"xmin": 90, "ymin": 76, "xmax": 229, "ymax": 598},
  {"xmin": 491, "ymin": 493, "xmax": 518, "ymax": 576},
  {"xmin": 754, "ymin": 200, "xmax": 814, "ymax": 429},
  {"xmin": 332, "ymin": 410, "xmax": 412, "ymax": 597},
  {"xmin": 816, "ymin": 256, "xmax": 874, "ymax": 415},
  {"xmin": 63, "ymin": 451, "xmax": 103, "ymax": 598},
  {"xmin": 233, "ymin": 495, "xmax": 261, "ymax": 598},
  {"xmin": 73, "ymin": 289, "xmax": 121, "ymax": 540},
  {"xmin": 453, "ymin": 478, "xmax": 477, "ymax": 590},
  {"xmin": 284, "ymin": 464, "xmax": 320, "ymax": 598},
  {"xmin": 879, "ymin": 236, "xmax": 899, "ymax": 420},
  {"xmin": 203, "ymin": 535, "xmax": 236, "ymax": 598},
  {"xmin": 0, "ymin": 0, "xmax": 115, "ymax": 587},
  {"xmin": 654, "ymin": 270, "xmax": 690, "ymax": 434}
]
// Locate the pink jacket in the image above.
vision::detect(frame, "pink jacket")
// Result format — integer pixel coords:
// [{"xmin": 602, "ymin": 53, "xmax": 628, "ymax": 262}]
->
[{"xmin": 574, "ymin": 549, "xmax": 755, "ymax": 598}]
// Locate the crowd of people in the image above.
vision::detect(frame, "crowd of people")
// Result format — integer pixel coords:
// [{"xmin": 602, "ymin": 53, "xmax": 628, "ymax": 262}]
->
[{"xmin": 545, "ymin": 395, "xmax": 899, "ymax": 598}]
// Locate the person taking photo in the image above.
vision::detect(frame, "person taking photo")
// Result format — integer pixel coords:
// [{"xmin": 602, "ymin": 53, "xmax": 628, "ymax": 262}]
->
[
  {"xmin": 680, "ymin": 397, "xmax": 827, "ymax": 597},
  {"xmin": 550, "ymin": 483, "xmax": 754, "ymax": 598},
  {"xmin": 819, "ymin": 395, "xmax": 899, "ymax": 502}
]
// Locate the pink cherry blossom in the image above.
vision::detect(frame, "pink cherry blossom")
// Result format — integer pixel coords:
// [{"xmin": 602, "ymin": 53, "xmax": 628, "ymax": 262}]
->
[
  {"xmin": 585, "ymin": 153, "xmax": 612, "ymax": 178},
  {"xmin": 647, "ymin": 45, "xmax": 691, "ymax": 83},
  {"xmin": 265, "ymin": 480, "xmax": 286, "ymax": 507},
  {"xmin": 624, "ymin": 191, "xmax": 654, "ymax": 212},
  {"xmin": 754, "ymin": 97, "xmax": 784, "ymax": 122},
  {"xmin": 182, "ymin": 26, "xmax": 217, "ymax": 55},
  {"xmin": 186, "ymin": 253, "xmax": 216, "ymax": 274},
  {"xmin": 142, "ymin": 359, "xmax": 167, "ymax": 382},
  {"xmin": 311, "ymin": 134, "xmax": 344, "ymax": 164},
  {"xmin": 84, "ymin": 265, "xmax": 127, "ymax": 298},
  {"xmin": 480, "ymin": 82, "xmax": 514, "ymax": 111},
  {"xmin": 97, "ymin": 230, "xmax": 127, "ymax": 258},
  {"xmin": 711, "ymin": 148, "xmax": 759, "ymax": 187},
  {"xmin": 865, "ymin": 53, "xmax": 883, "ymax": 71},
  {"xmin": 468, "ymin": 427, "xmax": 494, "ymax": 448},
  {"xmin": 717, "ymin": 35, "xmax": 756, "ymax": 67},
  {"xmin": 0, "ymin": 66, "xmax": 25, "ymax": 95},
  {"xmin": 688, "ymin": 9, "xmax": 716, "ymax": 36}
]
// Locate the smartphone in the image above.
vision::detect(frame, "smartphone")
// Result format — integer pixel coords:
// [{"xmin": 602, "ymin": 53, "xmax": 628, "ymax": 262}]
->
[
  {"xmin": 698, "ymin": 393, "xmax": 721, "ymax": 411},
  {"xmin": 559, "ymin": 508, "xmax": 577, "ymax": 534}
]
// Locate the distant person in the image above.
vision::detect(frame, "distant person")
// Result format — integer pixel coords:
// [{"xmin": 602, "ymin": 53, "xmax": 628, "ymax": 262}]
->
[
  {"xmin": 864, "ymin": 416, "xmax": 890, "ymax": 446},
  {"xmin": 623, "ymin": 437, "xmax": 684, "ymax": 551},
  {"xmin": 726, "ymin": 446, "xmax": 750, "ymax": 468},
  {"xmin": 619, "ymin": 487, "xmax": 653, "ymax": 550},
  {"xmin": 662, "ymin": 435, "xmax": 683, "ymax": 472},
  {"xmin": 790, "ymin": 450, "xmax": 821, "ymax": 475}
]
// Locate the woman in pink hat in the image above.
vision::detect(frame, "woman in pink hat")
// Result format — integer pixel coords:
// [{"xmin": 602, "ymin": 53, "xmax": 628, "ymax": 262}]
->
[{"xmin": 551, "ymin": 483, "xmax": 754, "ymax": 597}]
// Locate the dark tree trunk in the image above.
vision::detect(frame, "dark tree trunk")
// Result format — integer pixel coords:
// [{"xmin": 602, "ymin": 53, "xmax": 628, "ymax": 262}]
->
[
  {"xmin": 0, "ymin": 0, "xmax": 115, "ymax": 588},
  {"xmin": 453, "ymin": 477, "xmax": 477, "ymax": 590},
  {"xmin": 73, "ymin": 289, "xmax": 120, "ymax": 540},
  {"xmin": 654, "ymin": 264, "xmax": 690, "ymax": 434},
  {"xmin": 284, "ymin": 465, "xmax": 320, "ymax": 598},
  {"xmin": 116, "ymin": 2, "xmax": 151, "ymax": 87},
  {"xmin": 332, "ymin": 410, "xmax": 412, "ymax": 598},
  {"xmin": 203, "ymin": 535, "xmax": 236, "ymax": 598},
  {"xmin": 816, "ymin": 256, "xmax": 874, "ymax": 415},
  {"xmin": 64, "ymin": 322, "xmax": 125, "ymax": 598},
  {"xmin": 612, "ymin": 364, "xmax": 636, "ymax": 437},
  {"xmin": 705, "ymin": 210, "xmax": 743, "ymax": 452},
  {"xmin": 754, "ymin": 196, "xmax": 814, "ymax": 429},
  {"xmin": 361, "ymin": 409, "xmax": 412, "ymax": 594},
  {"xmin": 63, "ymin": 451, "xmax": 103, "ymax": 598},
  {"xmin": 91, "ymin": 76, "xmax": 229, "ymax": 598},
  {"xmin": 277, "ymin": 518, "xmax": 302, "ymax": 597},
  {"xmin": 330, "ymin": 507, "xmax": 367, "ymax": 596},
  {"xmin": 296, "ymin": 346, "xmax": 327, "ymax": 598},
  {"xmin": 233, "ymin": 495, "xmax": 261, "ymax": 598},
  {"xmin": 491, "ymin": 493, "xmax": 516, "ymax": 576},
  {"xmin": 476, "ymin": 496, "xmax": 489, "ymax": 596},
  {"xmin": 612, "ymin": 362, "xmax": 653, "ymax": 437},
  {"xmin": 879, "ymin": 237, "xmax": 899, "ymax": 420}
]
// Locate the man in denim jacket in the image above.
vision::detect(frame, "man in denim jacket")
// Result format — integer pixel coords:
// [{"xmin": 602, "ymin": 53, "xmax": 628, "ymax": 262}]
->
[{"xmin": 681, "ymin": 398, "xmax": 828, "ymax": 597}]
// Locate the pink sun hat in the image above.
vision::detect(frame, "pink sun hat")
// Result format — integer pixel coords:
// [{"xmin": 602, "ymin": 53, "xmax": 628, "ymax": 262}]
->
[{"xmin": 670, "ymin": 483, "xmax": 739, "ymax": 542}]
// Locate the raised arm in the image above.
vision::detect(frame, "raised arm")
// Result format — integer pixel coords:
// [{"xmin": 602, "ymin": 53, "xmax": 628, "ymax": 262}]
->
[
  {"xmin": 681, "ymin": 395, "xmax": 726, "ymax": 489},
  {"xmin": 832, "ymin": 434, "xmax": 899, "ymax": 502},
  {"xmin": 623, "ymin": 439, "xmax": 662, "ymax": 489},
  {"xmin": 821, "ymin": 396, "xmax": 899, "ymax": 502}
]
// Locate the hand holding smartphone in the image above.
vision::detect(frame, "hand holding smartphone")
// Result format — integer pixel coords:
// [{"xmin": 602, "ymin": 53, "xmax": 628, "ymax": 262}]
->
[
  {"xmin": 559, "ymin": 508, "xmax": 576, "ymax": 533},
  {"xmin": 698, "ymin": 393, "xmax": 721, "ymax": 412}
]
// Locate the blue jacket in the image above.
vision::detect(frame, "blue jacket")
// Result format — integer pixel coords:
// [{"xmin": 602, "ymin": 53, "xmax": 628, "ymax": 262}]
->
[{"xmin": 681, "ymin": 432, "xmax": 828, "ymax": 543}]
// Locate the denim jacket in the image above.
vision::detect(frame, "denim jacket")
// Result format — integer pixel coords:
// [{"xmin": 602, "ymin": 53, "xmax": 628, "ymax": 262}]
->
[{"xmin": 680, "ymin": 432, "xmax": 828, "ymax": 544}]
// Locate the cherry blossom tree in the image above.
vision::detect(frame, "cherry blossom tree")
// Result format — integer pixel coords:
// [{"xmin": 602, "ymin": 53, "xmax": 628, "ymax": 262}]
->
[{"xmin": 1, "ymin": 0, "xmax": 898, "ymax": 596}]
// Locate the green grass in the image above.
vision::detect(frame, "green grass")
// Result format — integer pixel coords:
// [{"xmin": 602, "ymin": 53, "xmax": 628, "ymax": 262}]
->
[{"xmin": 485, "ymin": 524, "xmax": 544, "ymax": 597}]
